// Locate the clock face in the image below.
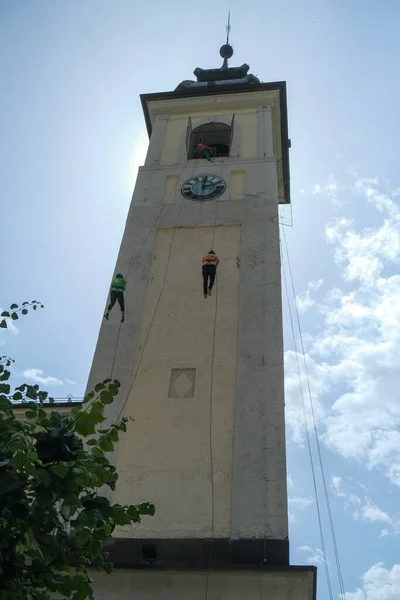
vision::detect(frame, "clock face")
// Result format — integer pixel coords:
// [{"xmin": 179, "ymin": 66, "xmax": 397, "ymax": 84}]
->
[{"xmin": 181, "ymin": 174, "xmax": 226, "ymax": 201}]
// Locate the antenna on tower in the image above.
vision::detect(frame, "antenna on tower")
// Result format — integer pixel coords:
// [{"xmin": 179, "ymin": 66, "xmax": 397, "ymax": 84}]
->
[{"xmin": 226, "ymin": 11, "xmax": 231, "ymax": 44}]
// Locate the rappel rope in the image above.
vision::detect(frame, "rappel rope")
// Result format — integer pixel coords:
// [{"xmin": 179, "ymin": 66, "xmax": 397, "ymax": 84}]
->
[
  {"xmin": 111, "ymin": 159, "xmax": 200, "ymax": 426},
  {"xmin": 281, "ymin": 223, "xmax": 345, "ymax": 599},
  {"xmin": 107, "ymin": 159, "xmax": 195, "ymax": 380},
  {"xmin": 280, "ymin": 239, "xmax": 334, "ymax": 600},
  {"xmin": 203, "ymin": 160, "xmax": 224, "ymax": 600},
  {"xmin": 75, "ymin": 159, "xmax": 197, "ymax": 427}
]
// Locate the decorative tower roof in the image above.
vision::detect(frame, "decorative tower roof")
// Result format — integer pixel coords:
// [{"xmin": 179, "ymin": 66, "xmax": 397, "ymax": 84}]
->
[{"xmin": 175, "ymin": 15, "xmax": 260, "ymax": 92}]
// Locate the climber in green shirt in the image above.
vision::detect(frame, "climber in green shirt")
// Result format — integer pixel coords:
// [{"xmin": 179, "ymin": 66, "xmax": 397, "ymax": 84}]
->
[{"xmin": 104, "ymin": 274, "xmax": 127, "ymax": 323}]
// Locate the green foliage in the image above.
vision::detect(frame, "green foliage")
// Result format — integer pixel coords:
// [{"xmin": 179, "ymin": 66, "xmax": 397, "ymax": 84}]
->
[
  {"xmin": 0, "ymin": 304, "xmax": 154, "ymax": 599},
  {"xmin": 0, "ymin": 301, "xmax": 44, "ymax": 330}
]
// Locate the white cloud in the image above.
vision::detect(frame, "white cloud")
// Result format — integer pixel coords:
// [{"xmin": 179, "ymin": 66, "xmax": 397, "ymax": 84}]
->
[
  {"xmin": 296, "ymin": 279, "xmax": 324, "ymax": 313},
  {"xmin": 284, "ymin": 349, "xmax": 330, "ymax": 443},
  {"xmin": 362, "ymin": 504, "xmax": 393, "ymax": 526},
  {"xmin": 65, "ymin": 378, "xmax": 75, "ymax": 385},
  {"xmin": 287, "ymin": 476, "xmax": 296, "ymax": 523},
  {"xmin": 309, "ymin": 279, "xmax": 324, "ymax": 292},
  {"xmin": 330, "ymin": 476, "xmax": 400, "ymax": 536},
  {"xmin": 286, "ymin": 478, "xmax": 314, "ymax": 523},
  {"xmin": 325, "ymin": 219, "xmax": 400, "ymax": 286},
  {"xmin": 288, "ymin": 496, "xmax": 314, "ymax": 510},
  {"xmin": 344, "ymin": 563, "xmax": 400, "ymax": 600},
  {"xmin": 325, "ymin": 176, "xmax": 400, "ymax": 287},
  {"xmin": 296, "ymin": 293, "xmax": 314, "ymax": 313},
  {"xmin": 312, "ymin": 175, "xmax": 341, "ymax": 205},
  {"xmin": 284, "ymin": 175, "xmax": 400, "ymax": 487},
  {"xmin": 331, "ymin": 475, "xmax": 343, "ymax": 493},
  {"xmin": 23, "ymin": 368, "xmax": 63, "ymax": 387},
  {"xmin": 322, "ymin": 280, "xmax": 400, "ymax": 483},
  {"xmin": 297, "ymin": 545, "xmax": 327, "ymax": 565}
]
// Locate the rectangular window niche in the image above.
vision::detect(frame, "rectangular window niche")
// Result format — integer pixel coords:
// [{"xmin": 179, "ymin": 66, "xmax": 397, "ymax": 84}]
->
[
  {"xmin": 168, "ymin": 368, "xmax": 196, "ymax": 398},
  {"xmin": 230, "ymin": 170, "xmax": 245, "ymax": 200}
]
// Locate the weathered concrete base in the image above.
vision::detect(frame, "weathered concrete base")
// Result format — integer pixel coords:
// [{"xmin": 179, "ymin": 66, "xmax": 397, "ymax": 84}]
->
[{"xmin": 91, "ymin": 568, "xmax": 316, "ymax": 599}]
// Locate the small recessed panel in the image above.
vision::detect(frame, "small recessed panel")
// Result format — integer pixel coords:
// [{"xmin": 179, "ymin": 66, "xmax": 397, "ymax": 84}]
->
[{"xmin": 169, "ymin": 368, "xmax": 196, "ymax": 398}]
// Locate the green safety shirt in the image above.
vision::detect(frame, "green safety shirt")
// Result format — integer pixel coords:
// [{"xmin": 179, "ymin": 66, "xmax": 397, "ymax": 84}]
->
[{"xmin": 111, "ymin": 277, "xmax": 126, "ymax": 292}]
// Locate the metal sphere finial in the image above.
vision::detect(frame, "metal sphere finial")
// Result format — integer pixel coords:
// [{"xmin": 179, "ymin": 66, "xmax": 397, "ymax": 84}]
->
[{"xmin": 220, "ymin": 43, "xmax": 234, "ymax": 59}]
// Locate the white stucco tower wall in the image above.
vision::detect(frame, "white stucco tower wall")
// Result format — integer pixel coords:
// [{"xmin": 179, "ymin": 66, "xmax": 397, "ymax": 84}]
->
[{"xmin": 86, "ymin": 66, "xmax": 316, "ymax": 599}]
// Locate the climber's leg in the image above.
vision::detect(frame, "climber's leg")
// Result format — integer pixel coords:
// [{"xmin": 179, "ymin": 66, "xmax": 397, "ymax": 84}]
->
[
  {"xmin": 108, "ymin": 292, "xmax": 118, "ymax": 312},
  {"xmin": 104, "ymin": 292, "xmax": 117, "ymax": 319},
  {"xmin": 208, "ymin": 266, "xmax": 216, "ymax": 295},
  {"xmin": 202, "ymin": 266, "xmax": 209, "ymax": 298},
  {"xmin": 117, "ymin": 292, "xmax": 125, "ymax": 323}
]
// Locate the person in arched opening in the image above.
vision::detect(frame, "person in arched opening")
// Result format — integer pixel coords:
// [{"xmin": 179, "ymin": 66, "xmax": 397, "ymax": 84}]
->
[
  {"xmin": 202, "ymin": 250, "xmax": 219, "ymax": 298},
  {"xmin": 104, "ymin": 273, "xmax": 126, "ymax": 323},
  {"xmin": 194, "ymin": 141, "xmax": 213, "ymax": 162}
]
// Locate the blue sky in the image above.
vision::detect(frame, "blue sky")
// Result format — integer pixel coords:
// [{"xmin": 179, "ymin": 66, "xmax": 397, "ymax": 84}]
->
[{"xmin": 1, "ymin": 1, "xmax": 400, "ymax": 598}]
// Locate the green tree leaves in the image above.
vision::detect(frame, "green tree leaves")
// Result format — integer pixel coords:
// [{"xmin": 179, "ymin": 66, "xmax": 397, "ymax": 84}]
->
[
  {"xmin": 0, "ymin": 300, "xmax": 43, "ymax": 329},
  {"xmin": 0, "ymin": 303, "xmax": 155, "ymax": 599},
  {"xmin": 99, "ymin": 390, "xmax": 113, "ymax": 404},
  {"xmin": 24, "ymin": 410, "xmax": 37, "ymax": 419},
  {"xmin": 0, "ymin": 396, "xmax": 12, "ymax": 410},
  {"xmin": 1, "ymin": 376, "xmax": 155, "ymax": 598},
  {"xmin": 51, "ymin": 462, "xmax": 70, "ymax": 479}
]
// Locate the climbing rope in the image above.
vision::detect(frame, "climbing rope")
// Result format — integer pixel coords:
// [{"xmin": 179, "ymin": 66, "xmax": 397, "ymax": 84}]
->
[
  {"xmin": 75, "ymin": 159, "xmax": 197, "ymax": 428},
  {"xmin": 204, "ymin": 163, "xmax": 223, "ymax": 600},
  {"xmin": 111, "ymin": 159, "xmax": 200, "ymax": 425},
  {"xmin": 281, "ymin": 223, "xmax": 345, "ymax": 599},
  {"xmin": 75, "ymin": 160, "xmax": 202, "ymax": 473},
  {"xmin": 280, "ymin": 238, "xmax": 334, "ymax": 600},
  {"xmin": 106, "ymin": 159, "xmax": 194, "ymax": 380}
]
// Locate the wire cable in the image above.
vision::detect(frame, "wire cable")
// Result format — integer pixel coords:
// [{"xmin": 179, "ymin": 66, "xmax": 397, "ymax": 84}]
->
[
  {"xmin": 281, "ymin": 224, "xmax": 345, "ymax": 598},
  {"xmin": 280, "ymin": 234, "xmax": 334, "ymax": 600}
]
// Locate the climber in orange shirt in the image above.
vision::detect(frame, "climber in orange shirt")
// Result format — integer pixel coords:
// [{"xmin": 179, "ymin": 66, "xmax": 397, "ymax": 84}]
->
[{"xmin": 201, "ymin": 250, "xmax": 219, "ymax": 298}]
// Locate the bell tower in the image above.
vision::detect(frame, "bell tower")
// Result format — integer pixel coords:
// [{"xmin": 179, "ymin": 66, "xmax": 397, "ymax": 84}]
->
[{"xmin": 88, "ymin": 36, "xmax": 316, "ymax": 599}]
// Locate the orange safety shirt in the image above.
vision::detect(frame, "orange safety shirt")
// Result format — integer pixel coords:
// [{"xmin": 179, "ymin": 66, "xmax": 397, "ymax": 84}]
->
[{"xmin": 202, "ymin": 254, "xmax": 219, "ymax": 266}]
